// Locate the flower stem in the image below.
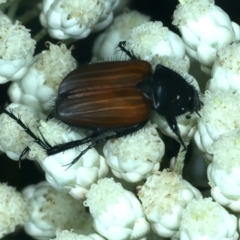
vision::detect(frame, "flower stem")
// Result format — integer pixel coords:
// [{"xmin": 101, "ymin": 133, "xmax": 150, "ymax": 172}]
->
[
  {"xmin": 18, "ymin": 4, "xmax": 40, "ymax": 25},
  {"xmin": 62, "ymin": 38, "xmax": 78, "ymax": 47},
  {"xmin": 33, "ymin": 28, "xmax": 48, "ymax": 42},
  {"xmin": 7, "ymin": 0, "xmax": 20, "ymax": 21}
]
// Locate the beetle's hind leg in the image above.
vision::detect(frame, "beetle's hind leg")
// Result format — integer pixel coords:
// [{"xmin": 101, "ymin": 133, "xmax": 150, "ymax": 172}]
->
[
  {"xmin": 65, "ymin": 120, "xmax": 149, "ymax": 166},
  {"xmin": 0, "ymin": 107, "xmax": 50, "ymax": 150}
]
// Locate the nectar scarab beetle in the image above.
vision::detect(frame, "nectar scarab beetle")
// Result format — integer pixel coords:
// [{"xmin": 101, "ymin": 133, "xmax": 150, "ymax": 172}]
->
[{"xmin": 1, "ymin": 41, "xmax": 202, "ymax": 166}]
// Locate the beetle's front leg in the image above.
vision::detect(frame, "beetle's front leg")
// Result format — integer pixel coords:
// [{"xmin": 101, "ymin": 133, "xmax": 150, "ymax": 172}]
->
[{"xmin": 165, "ymin": 116, "xmax": 187, "ymax": 151}]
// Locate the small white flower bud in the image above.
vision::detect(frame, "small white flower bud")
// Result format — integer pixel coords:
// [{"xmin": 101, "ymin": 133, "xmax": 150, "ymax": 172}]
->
[
  {"xmin": 23, "ymin": 181, "xmax": 94, "ymax": 240},
  {"xmin": 103, "ymin": 122, "xmax": 164, "ymax": 182},
  {"xmin": 40, "ymin": 0, "xmax": 117, "ymax": 40},
  {"xmin": 207, "ymin": 130, "xmax": 240, "ymax": 212},
  {"xmin": 138, "ymin": 170, "xmax": 202, "ymax": 238},
  {"xmin": 179, "ymin": 198, "xmax": 239, "ymax": 239},
  {"xmin": 126, "ymin": 21, "xmax": 188, "ymax": 70},
  {"xmin": 208, "ymin": 42, "xmax": 240, "ymax": 93},
  {"xmin": 194, "ymin": 90, "xmax": 240, "ymax": 160},
  {"xmin": 0, "ymin": 21, "xmax": 35, "ymax": 83},
  {"xmin": 84, "ymin": 178, "xmax": 150, "ymax": 240},
  {"xmin": 173, "ymin": 0, "xmax": 240, "ymax": 75},
  {"xmin": 0, "ymin": 183, "xmax": 29, "ymax": 238},
  {"xmin": 92, "ymin": 10, "xmax": 150, "ymax": 60}
]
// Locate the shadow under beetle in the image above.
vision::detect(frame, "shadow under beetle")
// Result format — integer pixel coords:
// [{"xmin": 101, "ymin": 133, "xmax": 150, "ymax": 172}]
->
[{"xmin": 1, "ymin": 41, "xmax": 202, "ymax": 166}]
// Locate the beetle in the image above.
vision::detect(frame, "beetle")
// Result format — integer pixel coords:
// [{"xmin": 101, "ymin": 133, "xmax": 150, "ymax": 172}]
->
[{"xmin": 1, "ymin": 41, "xmax": 202, "ymax": 165}]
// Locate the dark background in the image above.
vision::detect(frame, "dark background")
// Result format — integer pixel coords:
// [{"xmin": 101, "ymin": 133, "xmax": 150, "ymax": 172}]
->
[{"xmin": 0, "ymin": 1, "xmax": 239, "ymax": 239}]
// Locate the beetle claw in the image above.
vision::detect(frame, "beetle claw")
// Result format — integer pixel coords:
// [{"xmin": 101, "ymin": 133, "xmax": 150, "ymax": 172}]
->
[
  {"xmin": 165, "ymin": 116, "xmax": 187, "ymax": 151},
  {"xmin": 118, "ymin": 41, "xmax": 137, "ymax": 60},
  {"xmin": 19, "ymin": 146, "xmax": 30, "ymax": 168}
]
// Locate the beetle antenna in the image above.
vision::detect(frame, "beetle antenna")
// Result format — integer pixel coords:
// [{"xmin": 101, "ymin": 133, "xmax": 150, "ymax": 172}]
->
[{"xmin": 117, "ymin": 41, "xmax": 137, "ymax": 60}]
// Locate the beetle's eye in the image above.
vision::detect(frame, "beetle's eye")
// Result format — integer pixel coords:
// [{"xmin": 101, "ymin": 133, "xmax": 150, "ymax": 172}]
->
[{"xmin": 186, "ymin": 115, "xmax": 191, "ymax": 119}]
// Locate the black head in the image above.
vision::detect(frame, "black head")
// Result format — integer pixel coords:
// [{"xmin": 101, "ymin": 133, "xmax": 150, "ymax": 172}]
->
[{"xmin": 136, "ymin": 64, "xmax": 202, "ymax": 149}]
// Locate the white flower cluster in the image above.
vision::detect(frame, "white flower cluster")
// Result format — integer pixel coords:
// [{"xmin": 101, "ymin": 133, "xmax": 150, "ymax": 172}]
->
[
  {"xmin": 194, "ymin": 90, "xmax": 240, "ymax": 159},
  {"xmin": 40, "ymin": 0, "xmax": 121, "ymax": 40},
  {"xmin": 180, "ymin": 198, "xmax": 238, "ymax": 239},
  {"xmin": 185, "ymin": 0, "xmax": 240, "ymax": 231},
  {"xmin": 92, "ymin": 10, "xmax": 150, "ymax": 60},
  {"xmin": 208, "ymin": 131, "xmax": 240, "ymax": 212},
  {"xmin": 172, "ymin": 0, "xmax": 240, "ymax": 75},
  {"xmin": 193, "ymin": 40, "xmax": 240, "ymax": 211},
  {"xmin": 126, "ymin": 21, "xmax": 188, "ymax": 69},
  {"xmin": 103, "ymin": 122, "xmax": 164, "ymax": 182},
  {"xmin": 84, "ymin": 178, "xmax": 150, "ymax": 240},
  {"xmin": 208, "ymin": 42, "xmax": 240, "ymax": 92},
  {"xmin": 138, "ymin": 170, "xmax": 202, "ymax": 239},
  {"xmin": 22, "ymin": 181, "xmax": 96, "ymax": 240},
  {"xmin": 0, "ymin": 20, "xmax": 36, "ymax": 83}
]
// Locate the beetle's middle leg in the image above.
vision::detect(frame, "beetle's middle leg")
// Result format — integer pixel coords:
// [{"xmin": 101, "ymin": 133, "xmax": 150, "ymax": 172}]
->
[{"xmin": 65, "ymin": 120, "xmax": 149, "ymax": 166}]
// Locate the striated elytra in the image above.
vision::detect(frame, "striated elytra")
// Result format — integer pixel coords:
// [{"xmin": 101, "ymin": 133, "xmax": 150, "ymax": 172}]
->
[{"xmin": 56, "ymin": 60, "xmax": 153, "ymax": 127}]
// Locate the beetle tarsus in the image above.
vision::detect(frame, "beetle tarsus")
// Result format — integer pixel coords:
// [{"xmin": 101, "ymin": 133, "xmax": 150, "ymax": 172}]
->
[
  {"xmin": 19, "ymin": 146, "xmax": 30, "ymax": 168},
  {"xmin": 118, "ymin": 41, "xmax": 137, "ymax": 60}
]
